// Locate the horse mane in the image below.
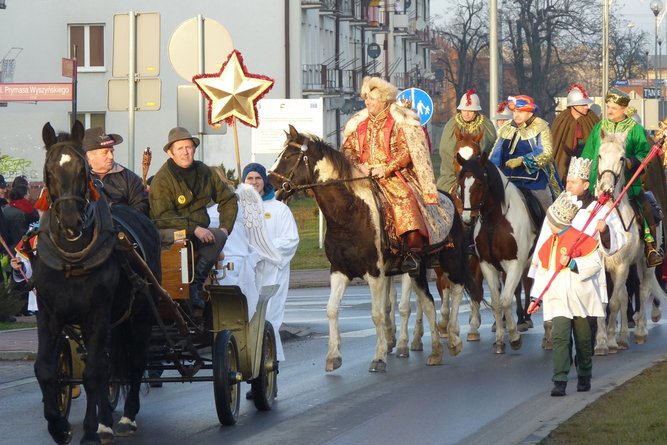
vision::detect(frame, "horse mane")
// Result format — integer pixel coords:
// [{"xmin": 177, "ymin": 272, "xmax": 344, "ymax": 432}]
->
[
  {"xmin": 459, "ymin": 156, "xmax": 506, "ymax": 207},
  {"xmin": 308, "ymin": 136, "xmax": 355, "ymax": 181}
]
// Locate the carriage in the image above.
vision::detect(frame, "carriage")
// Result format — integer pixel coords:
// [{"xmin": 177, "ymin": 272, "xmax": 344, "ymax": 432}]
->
[{"xmin": 33, "ymin": 121, "xmax": 279, "ymax": 444}]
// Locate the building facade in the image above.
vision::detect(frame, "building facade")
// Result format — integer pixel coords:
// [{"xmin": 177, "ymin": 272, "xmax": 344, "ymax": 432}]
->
[{"xmin": 0, "ymin": 0, "xmax": 434, "ymax": 179}]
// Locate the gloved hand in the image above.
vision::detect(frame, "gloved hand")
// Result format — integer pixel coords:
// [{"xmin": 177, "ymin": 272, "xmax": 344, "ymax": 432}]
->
[{"xmin": 505, "ymin": 157, "xmax": 524, "ymax": 169}]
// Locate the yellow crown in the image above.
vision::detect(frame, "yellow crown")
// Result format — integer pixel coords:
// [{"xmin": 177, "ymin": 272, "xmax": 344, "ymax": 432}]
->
[
  {"xmin": 547, "ymin": 191, "xmax": 582, "ymax": 229},
  {"xmin": 567, "ymin": 157, "xmax": 592, "ymax": 181}
]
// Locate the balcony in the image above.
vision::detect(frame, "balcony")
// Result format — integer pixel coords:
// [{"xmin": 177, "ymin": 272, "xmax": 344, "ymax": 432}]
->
[{"xmin": 302, "ymin": 64, "xmax": 361, "ymax": 95}]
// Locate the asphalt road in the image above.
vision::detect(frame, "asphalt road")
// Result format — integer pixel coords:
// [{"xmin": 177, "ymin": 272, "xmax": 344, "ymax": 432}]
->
[{"xmin": 2, "ymin": 282, "xmax": 667, "ymax": 445}]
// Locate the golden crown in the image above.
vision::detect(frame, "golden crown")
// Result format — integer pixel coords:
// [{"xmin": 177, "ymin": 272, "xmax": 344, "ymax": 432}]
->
[
  {"xmin": 567, "ymin": 157, "xmax": 592, "ymax": 181},
  {"xmin": 547, "ymin": 191, "xmax": 582, "ymax": 229}
]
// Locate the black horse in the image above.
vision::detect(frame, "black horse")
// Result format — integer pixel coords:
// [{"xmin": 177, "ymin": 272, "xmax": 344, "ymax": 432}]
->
[{"xmin": 34, "ymin": 121, "xmax": 159, "ymax": 445}]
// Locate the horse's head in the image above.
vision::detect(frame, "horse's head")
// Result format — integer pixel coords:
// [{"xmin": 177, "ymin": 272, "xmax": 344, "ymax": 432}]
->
[
  {"xmin": 41, "ymin": 120, "xmax": 93, "ymax": 240},
  {"xmin": 269, "ymin": 124, "xmax": 353, "ymax": 201},
  {"xmin": 596, "ymin": 130, "xmax": 627, "ymax": 196},
  {"xmin": 454, "ymin": 126, "xmax": 483, "ymax": 160},
  {"xmin": 456, "ymin": 150, "xmax": 489, "ymax": 225}
]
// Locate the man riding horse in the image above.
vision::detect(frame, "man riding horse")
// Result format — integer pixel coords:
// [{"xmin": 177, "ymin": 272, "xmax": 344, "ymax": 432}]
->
[
  {"xmin": 581, "ymin": 91, "xmax": 663, "ymax": 267},
  {"xmin": 341, "ymin": 76, "xmax": 450, "ymax": 274}
]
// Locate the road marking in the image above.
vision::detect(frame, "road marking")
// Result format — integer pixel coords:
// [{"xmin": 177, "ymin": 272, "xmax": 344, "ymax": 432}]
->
[{"xmin": 0, "ymin": 377, "xmax": 36, "ymax": 391}]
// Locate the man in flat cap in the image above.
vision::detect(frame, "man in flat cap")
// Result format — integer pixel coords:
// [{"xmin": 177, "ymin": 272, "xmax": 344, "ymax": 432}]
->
[
  {"xmin": 149, "ymin": 127, "xmax": 238, "ymax": 312},
  {"xmin": 83, "ymin": 127, "xmax": 149, "ymax": 215}
]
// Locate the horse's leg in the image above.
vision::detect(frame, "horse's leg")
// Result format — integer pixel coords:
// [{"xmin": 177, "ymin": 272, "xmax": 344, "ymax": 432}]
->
[
  {"xmin": 326, "ymin": 272, "xmax": 350, "ymax": 372},
  {"xmin": 467, "ymin": 256, "xmax": 482, "ymax": 342},
  {"xmin": 445, "ymin": 281, "xmax": 464, "ymax": 357},
  {"xmin": 514, "ymin": 281, "xmax": 528, "ymax": 332},
  {"xmin": 434, "ymin": 267, "xmax": 450, "ymax": 338},
  {"xmin": 385, "ymin": 280, "xmax": 397, "ymax": 353},
  {"xmin": 502, "ymin": 263, "xmax": 523, "ymax": 351},
  {"xmin": 412, "ymin": 272, "xmax": 444, "ymax": 365},
  {"xmin": 34, "ymin": 313, "xmax": 72, "ymax": 445},
  {"xmin": 80, "ymin": 319, "xmax": 112, "ymax": 445},
  {"xmin": 522, "ymin": 274, "xmax": 534, "ymax": 328},
  {"xmin": 411, "ymin": 289, "xmax": 425, "ymax": 352},
  {"xmin": 606, "ymin": 270, "xmax": 626, "ymax": 353},
  {"xmin": 635, "ymin": 264, "xmax": 660, "ymax": 344},
  {"xmin": 367, "ymin": 274, "xmax": 389, "ymax": 372},
  {"xmin": 397, "ymin": 274, "xmax": 413, "ymax": 357},
  {"xmin": 481, "ymin": 263, "xmax": 504, "ymax": 353}
]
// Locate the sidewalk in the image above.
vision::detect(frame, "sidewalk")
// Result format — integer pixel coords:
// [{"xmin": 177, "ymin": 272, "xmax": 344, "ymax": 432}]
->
[{"xmin": 0, "ymin": 269, "xmax": 336, "ymax": 362}]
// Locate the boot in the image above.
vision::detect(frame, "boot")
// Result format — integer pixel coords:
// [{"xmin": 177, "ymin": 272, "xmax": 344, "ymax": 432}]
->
[
  {"xmin": 401, "ymin": 230, "xmax": 425, "ymax": 276},
  {"xmin": 577, "ymin": 375, "xmax": 591, "ymax": 392},
  {"xmin": 645, "ymin": 240, "xmax": 663, "ymax": 268},
  {"xmin": 190, "ymin": 258, "xmax": 215, "ymax": 310},
  {"xmin": 550, "ymin": 381, "xmax": 567, "ymax": 397}
]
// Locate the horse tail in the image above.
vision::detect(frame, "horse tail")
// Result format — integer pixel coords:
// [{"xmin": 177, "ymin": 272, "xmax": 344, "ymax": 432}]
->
[{"xmin": 448, "ymin": 210, "xmax": 483, "ymax": 302}]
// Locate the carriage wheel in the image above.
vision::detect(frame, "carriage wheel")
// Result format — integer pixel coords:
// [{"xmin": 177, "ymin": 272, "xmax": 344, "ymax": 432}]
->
[
  {"xmin": 55, "ymin": 335, "xmax": 73, "ymax": 419},
  {"xmin": 213, "ymin": 330, "xmax": 241, "ymax": 425},
  {"xmin": 250, "ymin": 321, "xmax": 277, "ymax": 411}
]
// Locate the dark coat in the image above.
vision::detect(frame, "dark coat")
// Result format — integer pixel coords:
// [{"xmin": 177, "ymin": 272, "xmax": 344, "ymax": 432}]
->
[
  {"xmin": 94, "ymin": 163, "xmax": 149, "ymax": 215},
  {"xmin": 2, "ymin": 200, "xmax": 39, "ymax": 250}
]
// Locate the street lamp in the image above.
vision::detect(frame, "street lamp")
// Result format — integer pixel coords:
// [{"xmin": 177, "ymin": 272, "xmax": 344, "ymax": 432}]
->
[
  {"xmin": 651, "ymin": 0, "xmax": 663, "ymax": 86},
  {"xmin": 660, "ymin": 38, "xmax": 663, "ymax": 81}
]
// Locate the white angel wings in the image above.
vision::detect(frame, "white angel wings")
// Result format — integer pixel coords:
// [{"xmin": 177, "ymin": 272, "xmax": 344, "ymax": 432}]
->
[{"xmin": 236, "ymin": 183, "xmax": 282, "ymax": 265}]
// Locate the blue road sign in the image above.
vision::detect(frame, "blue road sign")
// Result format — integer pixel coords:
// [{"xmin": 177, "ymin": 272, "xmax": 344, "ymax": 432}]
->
[{"xmin": 397, "ymin": 87, "xmax": 433, "ymax": 126}]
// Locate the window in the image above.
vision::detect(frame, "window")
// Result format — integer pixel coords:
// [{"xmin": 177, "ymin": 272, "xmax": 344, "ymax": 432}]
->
[
  {"xmin": 73, "ymin": 112, "xmax": 106, "ymax": 129},
  {"xmin": 69, "ymin": 24, "xmax": 105, "ymax": 71}
]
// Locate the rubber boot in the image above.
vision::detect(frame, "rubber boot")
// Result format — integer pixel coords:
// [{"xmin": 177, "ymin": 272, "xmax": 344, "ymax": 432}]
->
[{"xmin": 190, "ymin": 258, "xmax": 215, "ymax": 310}]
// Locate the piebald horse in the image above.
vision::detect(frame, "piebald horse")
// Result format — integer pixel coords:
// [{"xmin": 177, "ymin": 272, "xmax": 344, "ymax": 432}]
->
[{"xmin": 270, "ymin": 126, "xmax": 478, "ymax": 372}]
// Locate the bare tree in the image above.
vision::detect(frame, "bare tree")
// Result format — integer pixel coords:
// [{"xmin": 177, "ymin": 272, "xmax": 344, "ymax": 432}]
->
[
  {"xmin": 609, "ymin": 18, "xmax": 649, "ymax": 83},
  {"xmin": 433, "ymin": 0, "xmax": 489, "ymax": 107},
  {"xmin": 502, "ymin": 0, "xmax": 601, "ymax": 119}
]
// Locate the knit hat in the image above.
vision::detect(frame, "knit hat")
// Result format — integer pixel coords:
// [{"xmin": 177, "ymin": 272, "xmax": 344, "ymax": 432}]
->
[
  {"xmin": 360, "ymin": 76, "xmax": 399, "ymax": 103},
  {"xmin": 547, "ymin": 191, "xmax": 582, "ymax": 230},
  {"xmin": 242, "ymin": 162, "xmax": 275, "ymax": 196},
  {"xmin": 82, "ymin": 127, "xmax": 123, "ymax": 152},
  {"xmin": 508, "ymin": 95, "xmax": 537, "ymax": 113},
  {"xmin": 163, "ymin": 127, "xmax": 200, "ymax": 153},
  {"xmin": 567, "ymin": 157, "xmax": 592, "ymax": 181},
  {"xmin": 492, "ymin": 100, "xmax": 513, "ymax": 120},
  {"xmin": 566, "ymin": 84, "xmax": 594, "ymax": 107},
  {"xmin": 457, "ymin": 89, "xmax": 482, "ymax": 111}
]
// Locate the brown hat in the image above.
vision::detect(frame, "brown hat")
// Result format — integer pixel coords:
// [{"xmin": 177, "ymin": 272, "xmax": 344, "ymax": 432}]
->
[
  {"xmin": 82, "ymin": 127, "xmax": 123, "ymax": 152},
  {"xmin": 163, "ymin": 127, "xmax": 200, "ymax": 153}
]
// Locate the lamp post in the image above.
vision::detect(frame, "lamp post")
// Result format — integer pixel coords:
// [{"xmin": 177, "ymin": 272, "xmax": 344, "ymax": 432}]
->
[
  {"xmin": 651, "ymin": 0, "xmax": 663, "ymax": 86},
  {"xmin": 660, "ymin": 38, "xmax": 663, "ymax": 82}
]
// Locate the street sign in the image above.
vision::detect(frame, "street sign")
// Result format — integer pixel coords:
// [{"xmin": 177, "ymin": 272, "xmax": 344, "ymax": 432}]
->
[
  {"xmin": 397, "ymin": 87, "xmax": 433, "ymax": 125},
  {"xmin": 108, "ymin": 78, "xmax": 161, "ymax": 111},
  {"xmin": 0, "ymin": 83, "xmax": 72, "ymax": 101},
  {"xmin": 643, "ymin": 87, "xmax": 661, "ymax": 99},
  {"xmin": 61, "ymin": 58, "xmax": 76, "ymax": 78},
  {"xmin": 112, "ymin": 12, "xmax": 160, "ymax": 78},
  {"xmin": 367, "ymin": 43, "xmax": 381, "ymax": 59}
]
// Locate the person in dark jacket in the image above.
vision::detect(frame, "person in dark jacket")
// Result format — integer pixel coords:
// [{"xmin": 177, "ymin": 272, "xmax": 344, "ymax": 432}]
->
[
  {"xmin": 83, "ymin": 127, "xmax": 149, "ymax": 215},
  {"xmin": 2, "ymin": 182, "xmax": 38, "ymax": 250},
  {"xmin": 149, "ymin": 127, "xmax": 238, "ymax": 312}
]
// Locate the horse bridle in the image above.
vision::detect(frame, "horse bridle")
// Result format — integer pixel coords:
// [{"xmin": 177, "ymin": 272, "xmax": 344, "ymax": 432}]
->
[
  {"xmin": 597, "ymin": 154, "xmax": 624, "ymax": 189},
  {"xmin": 269, "ymin": 137, "xmax": 371, "ymax": 193}
]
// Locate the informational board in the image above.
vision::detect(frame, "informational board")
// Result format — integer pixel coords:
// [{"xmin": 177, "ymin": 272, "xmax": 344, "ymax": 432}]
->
[
  {"xmin": 251, "ymin": 98, "xmax": 324, "ymax": 155},
  {"xmin": 397, "ymin": 87, "xmax": 433, "ymax": 126}
]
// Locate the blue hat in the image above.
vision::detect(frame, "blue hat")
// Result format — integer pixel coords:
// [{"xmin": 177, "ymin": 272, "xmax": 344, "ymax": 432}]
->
[{"xmin": 242, "ymin": 163, "xmax": 274, "ymax": 196}]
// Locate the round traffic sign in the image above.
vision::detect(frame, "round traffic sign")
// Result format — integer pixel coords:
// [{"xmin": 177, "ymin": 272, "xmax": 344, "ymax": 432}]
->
[
  {"xmin": 169, "ymin": 17, "xmax": 234, "ymax": 82},
  {"xmin": 397, "ymin": 87, "xmax": 434, "ymax": 126},
  {"xmin": 367, "ymin": 43, "xmax": 381, "ymax": 60}
]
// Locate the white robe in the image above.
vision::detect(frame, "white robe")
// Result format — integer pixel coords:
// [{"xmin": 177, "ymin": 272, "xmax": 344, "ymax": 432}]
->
[{"xmin": 529, "ymin": 200, "xmax": 625, "ymax": 320}]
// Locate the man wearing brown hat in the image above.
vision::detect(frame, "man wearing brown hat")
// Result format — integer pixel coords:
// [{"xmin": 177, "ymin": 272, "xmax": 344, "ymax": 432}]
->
[
  {"xmin": 83, "ymin": 127, "xmax": 149, "ymax": 215},
  {"xmin": 149, "ymin": 127, "xmax": 238, "ymax": 312}
]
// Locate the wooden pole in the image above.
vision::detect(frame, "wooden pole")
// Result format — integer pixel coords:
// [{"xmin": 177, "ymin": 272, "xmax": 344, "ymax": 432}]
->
[{"xmin": 231, "ymin": 117, "xmax": 242, "ymax": 181}]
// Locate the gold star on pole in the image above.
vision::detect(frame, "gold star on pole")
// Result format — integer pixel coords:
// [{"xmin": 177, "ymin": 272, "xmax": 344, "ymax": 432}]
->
[{"xmin": 193, "ymin": 50, "xmax": 274, "ymax": 128}]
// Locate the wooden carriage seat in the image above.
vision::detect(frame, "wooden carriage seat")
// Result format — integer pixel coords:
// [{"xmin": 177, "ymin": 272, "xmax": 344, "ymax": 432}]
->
[{"xmin": 160, "ymin": 239, "xmax": 192, "ymax": 301}]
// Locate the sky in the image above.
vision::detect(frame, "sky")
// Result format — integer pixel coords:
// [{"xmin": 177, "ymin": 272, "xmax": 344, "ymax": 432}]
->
[{"xmin": 429, "ymin": 0, "xmax": 661, "ymax": 38}]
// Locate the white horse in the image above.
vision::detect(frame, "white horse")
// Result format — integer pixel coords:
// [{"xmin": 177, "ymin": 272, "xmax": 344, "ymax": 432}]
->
[{"xmin": 594, "ymin": 132, "xmax": 665, "ymax": 353}]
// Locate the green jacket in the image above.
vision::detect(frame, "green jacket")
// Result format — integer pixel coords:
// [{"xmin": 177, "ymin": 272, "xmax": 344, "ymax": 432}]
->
[
  {"xmin": 581, "ymin": 118, "xmax": 650, "ymax": 197},
  {"xmin": 149, "ymin": 160, "xmax": 238, "ymax": 237},
  {"xmin": 436, "ymin": 113, "xmax": 496, "ymax": 192}
]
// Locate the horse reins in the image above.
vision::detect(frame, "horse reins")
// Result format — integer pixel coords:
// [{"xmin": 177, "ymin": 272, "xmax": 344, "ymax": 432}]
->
[{"xmin": 269, "ymin": 138, "xmax": 372, "ymax": 193}]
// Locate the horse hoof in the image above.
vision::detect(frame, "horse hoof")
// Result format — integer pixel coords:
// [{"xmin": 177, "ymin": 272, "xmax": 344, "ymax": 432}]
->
[
  {"xmin": 386, "ymin": 339, "xmax": 396, "ymax": 353},
  {"xmin": 525, "ymin": 319, "xmax": 534, "ymax": 329},
  {"xmin": 426, "ymin": 353, "xmax": 443, "ymax": 366},
  {"xmin": 618, "ymin": 341, "xmax": 629, "ymax": 350},
  {"xmin": 396, "ymin": 346, "xmax": 410, "ymax": 358},
  {"xmin": 492, "ymin": 342, "xmax": 505, "ymax": 354},
  {"xmin": 652, "ymin": 312, "xmax": 662, "ymax": 323},
  {"xmin": 510, "ymin": 336, "xmax": 522, "ymax": 351},
  {"xmin": 48, "ymin": 419, "xmax": 72, "ymax": 445},
  {"xmin": 467, "ymin": 332, "xmax": 480, "ymax": 342},
  {"xmin": 410, "ymin": 340, "xmax": 423, "ymax": 351},
  {"xmin": 517, "ymin": 322, "xmax": 529, "ymax": 333},
  {"xmin": 325, "ymin": 356, "xmax": 342, "ymax": 372},
  {"xmin": 608, "ymin": 346, "xmax": 618, "ymax": 354},
  {"xmin": 369, "ymin": 359, "xmax": 387, "ymax": 373},
  {"xmin": 635, "ymin": 334, "xmax": 647, "ymax": 345},
  {"xmin": 541, "ymin": 338, "xmax": 552, "ymax": 350},
  {"xmin": 594, "ymin": 346, "xmax": 608, "ymax": 356},
  {"xmin": 115, "ymin": 417, "xmax": 137, "ymax": 437},
  {"xmin": 448, "ymin": 342, "xmax": 462, "ymax": 356}
]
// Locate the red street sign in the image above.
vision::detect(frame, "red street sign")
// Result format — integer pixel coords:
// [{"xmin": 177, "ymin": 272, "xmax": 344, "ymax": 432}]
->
[
  {"xmin": 0, "ymin": 83, "xmax": 73, "ymax": 101},
  {"xmin": 62, "ymin": 58, "xmax": 76, "ymax": 78}
]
